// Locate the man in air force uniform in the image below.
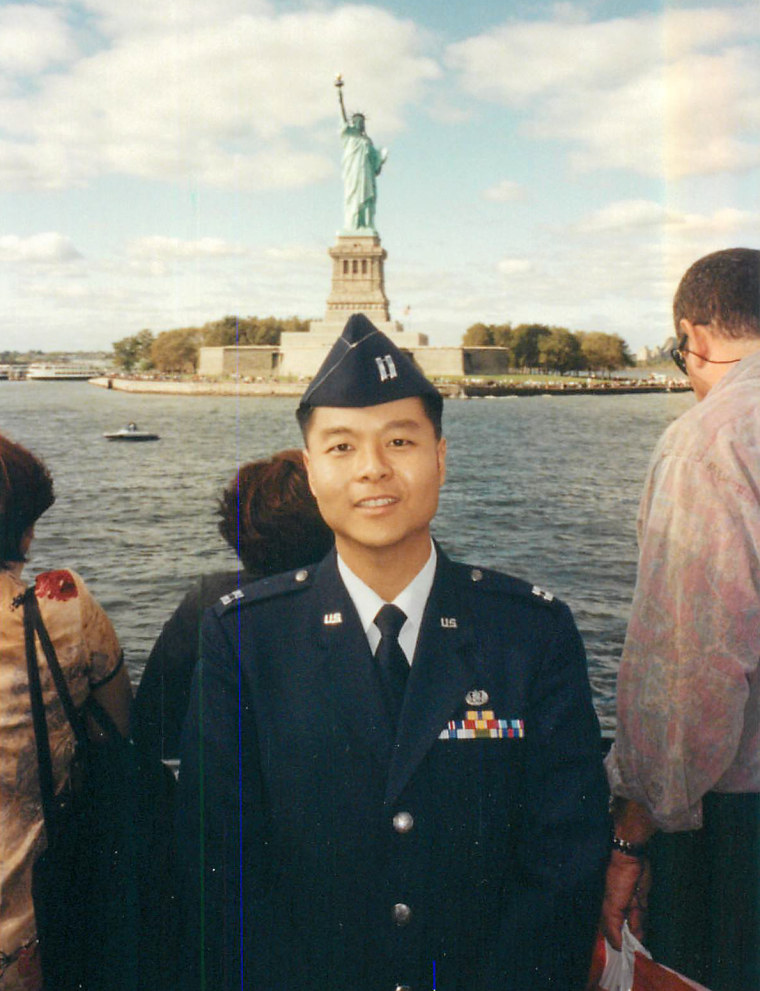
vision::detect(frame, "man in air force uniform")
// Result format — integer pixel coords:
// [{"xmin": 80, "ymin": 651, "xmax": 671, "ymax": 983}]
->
[{"xmin": 176, "ymin": 314, "xmax": 609, "ymax": 991}]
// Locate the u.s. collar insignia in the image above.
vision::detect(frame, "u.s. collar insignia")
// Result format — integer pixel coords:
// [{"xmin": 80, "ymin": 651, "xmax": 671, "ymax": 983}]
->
[
  {"xmin": 440, "ymin": 616, "xmax": 458, "ymax": 629},
  {"xmin": 531, "ymin": 585, "xmax": 554, "ymax": 602},
  {"xmin": 465, "ymin": 689, "xmax": 489, "ymax": 706},
  {"xmin": 323, "ymin": 612, "xmax": 343, "ymax": 625}
]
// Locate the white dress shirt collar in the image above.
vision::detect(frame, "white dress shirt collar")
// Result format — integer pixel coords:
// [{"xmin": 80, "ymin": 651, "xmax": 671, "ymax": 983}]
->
[{"xmin": 336, "ymin": 542, "xmax": 437, "ymax": 664}]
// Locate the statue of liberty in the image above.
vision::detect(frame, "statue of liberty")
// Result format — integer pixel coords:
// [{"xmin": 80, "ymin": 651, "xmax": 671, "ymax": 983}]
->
[{"xmin": 335, "ymin": 75, "xmax": 388, "ymax": 233}]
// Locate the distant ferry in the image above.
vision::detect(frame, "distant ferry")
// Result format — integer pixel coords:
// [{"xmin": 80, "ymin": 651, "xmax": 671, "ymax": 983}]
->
[{"xmin": 26, "ymin": 362, "xmax": 104, "ymax": 381}]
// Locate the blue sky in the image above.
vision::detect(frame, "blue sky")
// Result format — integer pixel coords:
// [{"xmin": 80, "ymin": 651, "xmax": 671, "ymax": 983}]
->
[{"xmin": 0, "ymin": 0, "xmax": 758, "ymax": 355}]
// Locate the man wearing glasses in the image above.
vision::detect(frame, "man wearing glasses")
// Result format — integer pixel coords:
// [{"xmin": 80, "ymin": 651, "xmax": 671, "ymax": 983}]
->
[{"xmin": 603, "ymin": 248, "xmax": 760, "ymax": 991}]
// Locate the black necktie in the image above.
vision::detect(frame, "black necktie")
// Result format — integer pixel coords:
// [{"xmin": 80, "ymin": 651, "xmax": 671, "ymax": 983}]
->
[{"xmin": 374, "ymin": 604, "xmax": 409, "ymax": 725}]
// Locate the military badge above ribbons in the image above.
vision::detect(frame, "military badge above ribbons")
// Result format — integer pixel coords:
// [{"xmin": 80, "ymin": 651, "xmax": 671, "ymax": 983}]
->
[{"xmin": 439, "ymin": 711, "xmax": 525, "ymax": 740}]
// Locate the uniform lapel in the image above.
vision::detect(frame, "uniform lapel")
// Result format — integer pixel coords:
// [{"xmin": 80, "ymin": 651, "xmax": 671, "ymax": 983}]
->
[
  {"xmin": 313, "ymin": 552, "xmax": 394, "ymax": 767},
  {"xmin": 385, "ymin": 552, "xmax": 476, "ymax": 805}
]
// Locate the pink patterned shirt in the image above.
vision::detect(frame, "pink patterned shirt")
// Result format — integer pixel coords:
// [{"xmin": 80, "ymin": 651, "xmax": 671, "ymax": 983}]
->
[{"xmin": 606, "ymin": 350, "xmax": 760, "ymax": 831}]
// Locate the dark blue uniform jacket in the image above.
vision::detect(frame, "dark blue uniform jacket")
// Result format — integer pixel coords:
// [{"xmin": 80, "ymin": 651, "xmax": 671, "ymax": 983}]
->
[{"xmin": 176, "ymin": 548, "xmax": 609, "ymax": 991}]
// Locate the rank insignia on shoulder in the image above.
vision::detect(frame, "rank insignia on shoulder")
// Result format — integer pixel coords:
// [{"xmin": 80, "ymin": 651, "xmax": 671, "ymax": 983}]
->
[
  {"xmin": 220, "ymin": 589, "xmax": 244, "ymax": 606},
  {"xmin": 531, "ymin": 585, "xmax": 554, "ymax": 602},
  {"xmin": 440, "ymin": 616, "xmax": 458, "ymax": 629},
  {"xmin": 323, "ymin": 612, "xmax": 343, "ymax": 625}
]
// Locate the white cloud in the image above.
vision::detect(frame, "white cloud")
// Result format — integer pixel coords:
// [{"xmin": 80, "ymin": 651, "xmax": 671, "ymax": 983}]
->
[
  {"xmin": 576, "ymin": 199, "xmax": 760, "ymax": 239},
  {"xmin": 79, "ymin": 0, "xmax": 272, "ymax": 39},
  {"xmin": 0, "ymin": 232, "xmax": 82, "ymax": 264},
  {"xmin": 496, "ymin": 257, "xmax": 532, "ymax": 275},
  {"xmin": 576, "ymin": 200, "xmax": 674, "ymax": 232},
  {"xmin": 0, "ymin": 4, "xmax": 439, "ymax": 191},
  {"xmin": 127, "ymin": 236, "xmax": 248, "ymax": 260},
  {"xmin": 483, "ymin": 179, "xmax": 524, "ymax": 202},
  {"xmin": 0, "ymin": 5, "xmax": 76, "ymax": 77},
  {"xmin": 447, "ymin": 4, "xmax": 760, "ymax": 177},
  {"xmin": 263, "ymin": 245, "xmax": 324, "ymax": 264}
]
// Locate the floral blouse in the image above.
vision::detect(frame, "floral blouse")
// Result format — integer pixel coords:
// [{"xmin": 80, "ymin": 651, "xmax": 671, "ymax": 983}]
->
[
  {"xmin": 0, "ymin": 568, "xmax": 122, "ymax": 977},
  {"xmin": 606, "ymin": 352, "xmax": 760, "ymax": 831}
]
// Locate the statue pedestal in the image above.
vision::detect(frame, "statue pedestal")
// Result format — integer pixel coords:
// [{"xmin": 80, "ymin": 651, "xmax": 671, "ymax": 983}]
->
[
  {"xmin": 323, "ymin": 233, "xmax": 391, "ymax": 324},
  {"xmin": 278, "ymin": 232, "xmax": 427, "ymax": 378}
]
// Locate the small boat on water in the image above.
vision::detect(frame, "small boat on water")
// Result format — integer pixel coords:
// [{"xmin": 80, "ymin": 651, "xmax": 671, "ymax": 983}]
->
[{"xmin": 103, "ymin": 422, "xmax": 160, "ymax": 442}]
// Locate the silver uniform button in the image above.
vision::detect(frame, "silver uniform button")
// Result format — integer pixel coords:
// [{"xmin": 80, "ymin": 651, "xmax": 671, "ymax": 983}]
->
[
  {"xmin": 470, "ymin": 568, "xmax": 483, "ymax": 582},
  {"xmin": 395, "ymin": 986, "xmax": 412, "ymax": 991},
  {"xmin": 294, "ymin": 569, "xmax": 309, "ymax": 583},
  {"xmin": 392, "ymin": 903, "xmax": 412, "ymax": 926},
  {"xmin": 392, "ymin": 811, "xmax": 414, "ymax": 833}
]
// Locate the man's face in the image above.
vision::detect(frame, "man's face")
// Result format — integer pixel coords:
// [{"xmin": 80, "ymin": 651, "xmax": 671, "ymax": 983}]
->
[{"xmin": 304, "ymin": 397, "xmax": 446, "ymax": 564}]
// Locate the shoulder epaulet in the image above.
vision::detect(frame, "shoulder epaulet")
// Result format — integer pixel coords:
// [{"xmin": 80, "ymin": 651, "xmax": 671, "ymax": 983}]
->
[
  {"xmin": 451, "ymin": 562, "xmax": 560, "ymax": 608},
  {"xmin": 214, "ymin": 566, "xmax": 314, "ymax": 616}
]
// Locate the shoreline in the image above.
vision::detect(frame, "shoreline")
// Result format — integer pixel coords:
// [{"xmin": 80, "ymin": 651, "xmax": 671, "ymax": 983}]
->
[{"xmin": 89, "ymin": 376, "xmax": 692, "ymax": 399}]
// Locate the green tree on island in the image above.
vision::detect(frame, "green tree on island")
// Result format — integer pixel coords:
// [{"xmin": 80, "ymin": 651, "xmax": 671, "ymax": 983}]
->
[
  {"xmin": 462, "ymin": 323, "xmax": 494, "ymax": 347},
  {"xmin": 112, "ymin": 329, "xmax": 154, "ymax": 371},
  {"xmin": 512, "ymin": 324, "xmax": 550, "ymax": 369},
  {"xmin": 150, "ymin": 327, "xmax": 203, "ymax": 373},
  {"xmin": 112, "ymin": 316, "xmax": 310, "ymax": 374},
  {"xmin": 462, "ymin": 323, "xmax": 516, "ymax": 362},
  {"xmin": 202, "ymin": 315, "xmax": 308, "ymax": 347},
  {"xmin": 538, "ymin": 327, "xmax": 583, "ymax": 373},
  {"xmin": 461, "ymin": 322, "xmax": 633, "ymax": 373},
  {"xmin": 576, "ymin": 331, "xmax": 634, "ymax": 373}
]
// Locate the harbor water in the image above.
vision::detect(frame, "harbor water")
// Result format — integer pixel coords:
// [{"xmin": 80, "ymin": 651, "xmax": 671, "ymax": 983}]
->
[{"xmin": 1, "ymin": 381, "xmax": 694, "ymax": 730}]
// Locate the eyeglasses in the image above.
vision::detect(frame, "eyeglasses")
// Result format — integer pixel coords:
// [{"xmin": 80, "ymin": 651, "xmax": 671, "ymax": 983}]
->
[
  {"xmin": 670, "ymin": 334, "xmax": 689, "ymax": 375},
  {"xmin": 670, "ymin": 333, "xmax": 742, "ymax": 376}
]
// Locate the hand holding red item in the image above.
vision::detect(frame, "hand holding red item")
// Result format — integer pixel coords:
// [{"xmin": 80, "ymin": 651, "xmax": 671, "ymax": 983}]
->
[
  {"xmin": 587, "ymin": 923, "xmax": 712, "ymax": 991},
  {"xmin": 602, "ymin": 849, "xmax": 651, "ymax": 949}
]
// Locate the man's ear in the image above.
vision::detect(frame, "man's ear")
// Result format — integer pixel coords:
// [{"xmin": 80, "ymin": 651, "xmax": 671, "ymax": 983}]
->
[
  {"xmin": 302, "ymin": 448, "xmax": 317, "ymax": 497},
  {"xmin": 437, "ymin": 437, "xmax": 447, "ymax": 485},
  {"xmin": 682, "ymin": 319, "xmax": 712, "ymax": 361}
]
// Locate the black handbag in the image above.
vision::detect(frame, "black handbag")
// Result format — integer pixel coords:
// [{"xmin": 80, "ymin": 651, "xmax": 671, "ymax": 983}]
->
[{"xmin": 23, "ymin": 585, "xmax": 140, "ymax": 991}]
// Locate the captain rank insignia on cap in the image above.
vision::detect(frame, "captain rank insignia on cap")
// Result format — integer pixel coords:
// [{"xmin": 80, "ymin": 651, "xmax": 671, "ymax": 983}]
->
[
  {"xmin": 375, "ymin": 354, "xmax": 397, "ymax": 382},
  {"xmin": 297, "ymin": 313, "xmax": 443, "ymax": 414},
  {"xmin": 323, "ymin": 612, "xmax": 343, "ymax": 626}
]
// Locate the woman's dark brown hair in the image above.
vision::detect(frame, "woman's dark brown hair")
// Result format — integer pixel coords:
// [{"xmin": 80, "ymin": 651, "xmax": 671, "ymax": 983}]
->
[
  {"xmin": 218, "ymin": 449, "xmax": 333, "ymax": 576},
  {"xmin": 0, "ymin": 433, "xmax": 55, "ymax": 566}
]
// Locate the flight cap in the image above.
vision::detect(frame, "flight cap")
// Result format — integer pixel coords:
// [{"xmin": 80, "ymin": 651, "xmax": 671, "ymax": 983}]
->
[{"xmin": 298, "ymin": 313, "xmax": 442, "ymax": 415}]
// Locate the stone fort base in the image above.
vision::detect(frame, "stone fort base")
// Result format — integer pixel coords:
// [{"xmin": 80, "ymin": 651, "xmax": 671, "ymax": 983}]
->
[{"xmin": 278, "ymin": 320, "xmax": 428, "ymax": 378}]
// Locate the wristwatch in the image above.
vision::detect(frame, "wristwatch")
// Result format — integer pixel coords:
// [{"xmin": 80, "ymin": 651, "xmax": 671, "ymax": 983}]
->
[{"xmin": 611, "ymin": 834, "xmax": 648, "ymax": 857}]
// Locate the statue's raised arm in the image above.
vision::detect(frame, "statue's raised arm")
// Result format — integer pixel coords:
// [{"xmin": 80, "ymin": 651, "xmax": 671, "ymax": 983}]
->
[
  {"xmin": 334, "ymin": 75, "xmax": 387, "ymax": 234},
  {"xmin": 335, "ymin": 74, "xmax": 349, "ymax": 126}
]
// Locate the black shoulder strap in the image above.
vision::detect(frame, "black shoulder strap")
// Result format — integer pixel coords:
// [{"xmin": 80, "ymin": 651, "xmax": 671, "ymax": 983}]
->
[
  {"xmin": 28, "ymin": 591, "xmax": 87, "ymax": 745},
  {"xmin": 23, "ymin": 585, "xmax": 126, "ymax": 839},
  {"xmin": 23, "ymin": 587, "xmax": 66, "ymax": 839}
]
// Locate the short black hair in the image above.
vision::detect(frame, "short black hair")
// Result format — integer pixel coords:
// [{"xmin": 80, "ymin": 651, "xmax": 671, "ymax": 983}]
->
[
  {"xmin": 673, "ymin": 248, "xmax": 760, "ymax": 340},
  {"xmin": 296, "ymin": 392, "xmax": 443, "ymax": 443},
  {"xmin": 0, "ymin": 434, "xmax": 55, "ymax": 567}
]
